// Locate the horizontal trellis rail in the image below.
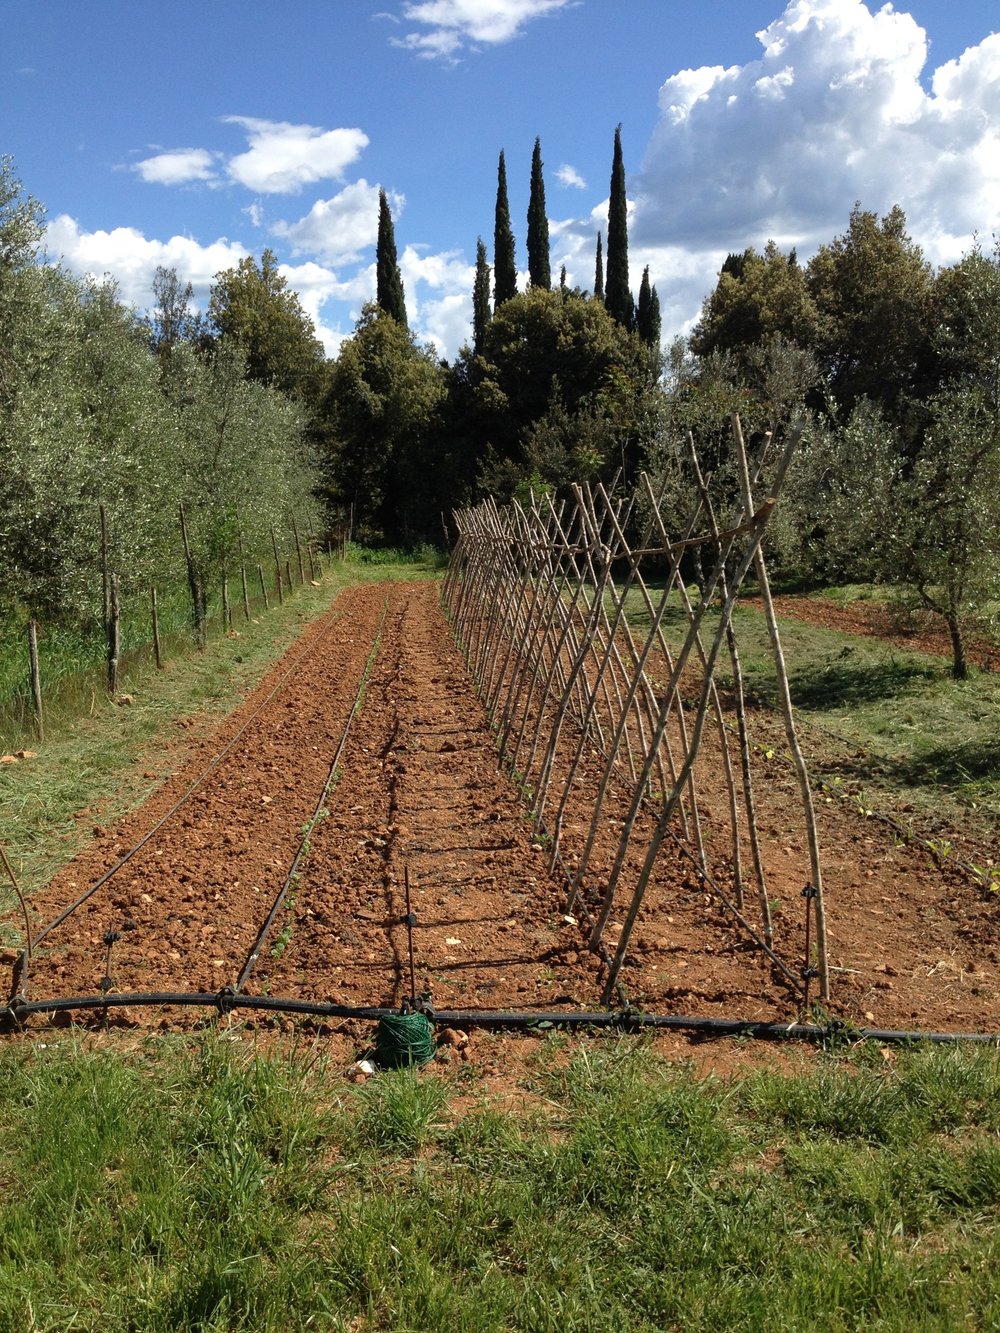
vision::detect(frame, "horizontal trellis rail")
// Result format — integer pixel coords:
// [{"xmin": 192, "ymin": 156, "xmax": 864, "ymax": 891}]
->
[{"xmin": 443, "ymin": 417, "xmax": 830, "ymax": 1003}]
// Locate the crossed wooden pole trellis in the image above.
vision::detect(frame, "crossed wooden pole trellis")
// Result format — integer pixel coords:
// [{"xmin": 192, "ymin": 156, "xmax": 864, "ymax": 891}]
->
[{"xmin": 442, "ymin": 416, "xmax": 830, "ymax": 1007}]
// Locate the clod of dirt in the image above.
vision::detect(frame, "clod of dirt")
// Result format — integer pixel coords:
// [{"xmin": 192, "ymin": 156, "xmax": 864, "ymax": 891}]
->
[{"xmin": 438, "ymin": 1027, "xmax": 470, "ymax": 1050}]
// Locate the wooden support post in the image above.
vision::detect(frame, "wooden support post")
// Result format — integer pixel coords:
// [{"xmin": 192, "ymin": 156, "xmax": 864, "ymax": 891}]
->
[
  {"xmin": 28, "ymin": 620, "xmax": 43, "ymax": 742},
  {"xmin": 179, "ymin": 503, "xmax": 205, "ymax": 647},
  {"xmin": 270, "ymin": 526, "xmax": 284, "ymax": 604},
  {"xmin": 107, "ymin": 574, "xmax": 121, "ymax": 696},
  {"xmin": 151, "ymin": 586, "xmax": 163, "ymax": 669},
  {"xmin": 292, "ymin": 518, "xmax": 306, "ymax": 585}
]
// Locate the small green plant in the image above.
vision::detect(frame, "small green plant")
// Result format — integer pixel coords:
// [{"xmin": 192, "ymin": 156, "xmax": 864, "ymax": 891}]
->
[
  {"xmin": 926, "ymin": 837, "xmax": 953, "ymax": 860},
  {"xmin": 969, "ymin": 863, "xmax": 1000, "ymax": 892}
]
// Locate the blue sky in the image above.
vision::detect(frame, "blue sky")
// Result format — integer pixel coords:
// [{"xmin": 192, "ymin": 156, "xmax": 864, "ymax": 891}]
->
[{"xmin": 3, "ymin": 0, "xmax": 999, "ymax": 360}]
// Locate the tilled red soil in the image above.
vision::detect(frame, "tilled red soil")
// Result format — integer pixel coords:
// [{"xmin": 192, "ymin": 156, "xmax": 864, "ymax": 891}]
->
[{"xmin": 11, "ymin": 580, "xmax": 1000, "ymax": 1036}]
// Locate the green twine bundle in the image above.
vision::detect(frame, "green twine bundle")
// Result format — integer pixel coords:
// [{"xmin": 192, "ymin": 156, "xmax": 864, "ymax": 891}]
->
[{"xmin": 374, "ymin": 1011, "xmax": 435, "ymax": 1069}]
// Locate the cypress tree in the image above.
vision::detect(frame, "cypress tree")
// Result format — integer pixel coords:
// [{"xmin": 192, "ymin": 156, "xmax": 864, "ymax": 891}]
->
[
  {"xmin": 473, "ymin": 237, "xmax": 492, "ymax": 356},
  {"xmin": 636, "ymin": 265, "xmax": 661, "ymax": 348},
  {"xmin": 376, "ymin": 189, "xmax": 407, "ymax": 327},
  {"xmin": 526, "ymin": 137, "xmax": 551, "ymax": 290},
  {"xmin": 605, "ymin": 125, "xmax": 634, "ymax": 330},
  {"xmin": 493, "ymin": 150, "xmax": 517, "ymax": 307},
  {"xmin": 594, "ymin": 231, "xmax": 604, "ymax": 301}
]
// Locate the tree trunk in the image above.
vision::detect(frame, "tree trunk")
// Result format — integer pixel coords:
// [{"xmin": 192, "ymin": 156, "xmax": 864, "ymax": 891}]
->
[{"xmin": 947, "ymin": 612, "xmax": 968, "ymax": 680}]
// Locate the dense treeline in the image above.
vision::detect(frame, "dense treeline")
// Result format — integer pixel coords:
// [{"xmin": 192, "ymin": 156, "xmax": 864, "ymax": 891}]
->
[
  {"xmin": 4, "ymin": 131, "xmax": 999, "ymax": 679},
  {"xmin": 671, "ymin": 204, "xmax": 1000, "ymax": 678},
  {"xmin": 0, "ymin": 158, "xmax": 322, "ymax": 641}
]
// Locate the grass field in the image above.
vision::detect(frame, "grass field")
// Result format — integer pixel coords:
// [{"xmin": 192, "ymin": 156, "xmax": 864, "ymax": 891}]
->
[
  {"xmin": 616, "ymin": 581, "xmax": 1000, "ymax": 833},
  {"xmin": 0, "ymin": 1034, "xmax": 997, "ymax": 1331}
]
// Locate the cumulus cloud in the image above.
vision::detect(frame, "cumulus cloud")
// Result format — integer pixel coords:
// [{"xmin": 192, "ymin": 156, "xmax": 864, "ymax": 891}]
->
[
  {"xmin": 44, "ymin": 214, "xmax": 248, "ymax": 308},
  {"xmin": 630, "ymin": 0, "xmax": 1000, "ymax": 339},
  {"xmin": 273, "ymin": 180, "xmax": 402, "ymax": 263},
  {"xmin": 392, "ymin": 0, "xmax": 573, "ymax": 59},
  {"xmin": 223, "ymin": 117, "xmax": 369, "ymax": 194},
  {"xmin": 556, "ymin": 164, "xmax": 586, "ymax": 189},
  {"xmin": 133, "ymin": 148, "xmax": 219, "ymax": 186}
]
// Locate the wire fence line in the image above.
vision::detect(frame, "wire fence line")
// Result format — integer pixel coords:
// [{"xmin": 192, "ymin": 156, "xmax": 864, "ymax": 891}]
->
[{"xmin": 442, "ymin": 417, "xmax": 830, "ymax": 1005}]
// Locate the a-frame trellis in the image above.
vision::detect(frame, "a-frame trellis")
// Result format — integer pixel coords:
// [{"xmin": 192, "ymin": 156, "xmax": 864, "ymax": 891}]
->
[{"xmin": 442, "ymin": 417, "xmax": 830, "ymax": 1005}]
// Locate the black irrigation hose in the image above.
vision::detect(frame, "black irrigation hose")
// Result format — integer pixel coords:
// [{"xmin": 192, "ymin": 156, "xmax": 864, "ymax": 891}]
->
[
  {"xmin": 22, "ymin": 596, "xmax": 351, "ymax": 990},
  {"xmin": 233, "ymin": 599, "xmax": 390, "ymax": 992},
  {"xmin": 2, "ymin": 989, "xmax": 998, "ymax": 1046}
]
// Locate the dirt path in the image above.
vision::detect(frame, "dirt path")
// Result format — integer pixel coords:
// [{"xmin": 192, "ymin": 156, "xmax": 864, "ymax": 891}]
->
[{"xmin": 11, "ymin": 579, "xmax": 1000, "ymax": 1036}]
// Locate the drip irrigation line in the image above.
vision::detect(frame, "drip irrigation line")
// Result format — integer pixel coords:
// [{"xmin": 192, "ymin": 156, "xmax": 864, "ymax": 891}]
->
[
  {"xmin": 234, "ymin": 599, "xmax": 389, "ymax": 992},
  {"xmin": 2, "ymin": 989, "xmax": 997, "ymax": 1046},
  {"xmin": 22, "ymin": 597, "xmax": 351, "ymax": 986}
]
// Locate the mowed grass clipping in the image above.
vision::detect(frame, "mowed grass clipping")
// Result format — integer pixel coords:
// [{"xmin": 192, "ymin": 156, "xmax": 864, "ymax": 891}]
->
[
  {"xmin": 0, "ymin": 551, "xmax": 442, "ymax": 918},
  {"xmin": 616, "ymin": 580, "xmax": 1000, "ymax": 829},
  {"xmin": 0, "ymin": 1034, "xmax": 997, "ymax": 1330}
]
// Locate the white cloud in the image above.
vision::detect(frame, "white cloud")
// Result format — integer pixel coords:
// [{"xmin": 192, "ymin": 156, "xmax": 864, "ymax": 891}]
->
[
  {"xmin": 44, "ymin": 215, "xmax": 248, "ymax": 307},
  {"xmin": 393, "ymin": 0, "xmax": 573, "ymax": 59},
  {"xmin": 276, "ymin": 259, "xmax": 370, "ymax": 356},
  {"xmin": 417, "ymin": 293, "xmax": 472, "ymax": 358},
  {"xmin": 556, "ymin": 164, "xmax": 586, "ymax": 189},
  {"xmin": 274, "ymin": 180, "xmax": 401, "ymax": 263},
  {"xmin": 134, "ymin": 148, "xmax": 219, "ymax": 186},
  {"xmin": 631, "ymin": 0, "xmax": 1000, "ymax": 339},
  {"xmin": 223, "ymin": 117, "xmax": 369, "ymax": 194}
]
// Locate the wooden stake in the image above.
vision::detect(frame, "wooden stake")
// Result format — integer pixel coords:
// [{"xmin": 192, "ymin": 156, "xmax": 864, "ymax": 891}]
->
[
  {"xmin": 151, "ymin": 586, "xmax": 163, "ymax": 669},
  {"xmin": 27, "ymin": 620, "xmax": 43, "ymax": 742},
  {"xmin": 270, "ymin": 526, "xmax": 284, "ymax": 604},
  {"xmin": 107, "ymin": 574, "xmax": 121, "ymax": 696}
]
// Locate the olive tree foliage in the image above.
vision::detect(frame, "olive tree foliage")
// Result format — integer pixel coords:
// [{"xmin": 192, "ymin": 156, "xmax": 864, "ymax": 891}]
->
[
  {"xmin": 0, "ymin": 162, "xmax": 323, "ymax": 627},
  {"xmin": 161, "ymin": 339, "xmax": 320, "ymax": 598}
]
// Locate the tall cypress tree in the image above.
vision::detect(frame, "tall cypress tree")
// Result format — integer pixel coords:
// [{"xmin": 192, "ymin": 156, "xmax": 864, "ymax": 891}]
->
[
  {"xmin": 605, "ymin": 125, "xmax": 634, "ymax": 330},
  {"xmin": 526, "ymin": 137, "xmax": 551, "ymax": 290},
  {"xmin": 594, "ymin": 231, "xmax": 605, "ymax": 301},
  {"xmin": 636, "ymin": 265, "xmax": 661, "ymax": 348},
  {"xmin": 376, "ymin": 189, "xmax": 407, "ymax": 327},
  {"xmin": 493, "ymin": 150, "xmax": 517, "ymax": 307},
  {"xmin": 473, "ymin": 237, "xmax": 492, "ymax": 356}
]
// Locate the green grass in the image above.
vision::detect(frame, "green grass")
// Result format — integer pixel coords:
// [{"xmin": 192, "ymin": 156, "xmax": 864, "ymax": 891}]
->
[
  {"xmin": 0, "ymin": 550, "xmax": 441, "ymax": 919},
  {"xmin": 0, "ymin": 1033, "xmax": 997, "ymax": 1330},
  {"xmin": 611, "ymin": 579, "xmax": 1000, "ymax": 830}
]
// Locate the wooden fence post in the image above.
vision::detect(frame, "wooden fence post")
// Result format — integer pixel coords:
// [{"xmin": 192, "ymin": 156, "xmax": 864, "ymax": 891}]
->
[
  {"xmin": 270, "ymin": 527, "xmax": 284, "ymax": 604},
  {"xmin": 107, "ymin": 574, "xmax": 121, "ymax": 696},
  {"xmin": 151, "ymin": 586, "xmax": 163, "ymax": 669},
  {"xmin": 179, "ymin": 503, "xmax": 205, "ymax": 648},
  {"xmin": 27, "ymin": 620, "xmax": 44, "ymax": 742},
  {"xmin": 292, "ymin": 518, "xmax": 306, "ymax": 585}
]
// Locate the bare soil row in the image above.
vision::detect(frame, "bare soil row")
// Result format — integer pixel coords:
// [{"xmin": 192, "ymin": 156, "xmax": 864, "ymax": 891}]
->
[{"xmin": 12, "ymin": 579, "xmax": 1000, "ymax": 1034}]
